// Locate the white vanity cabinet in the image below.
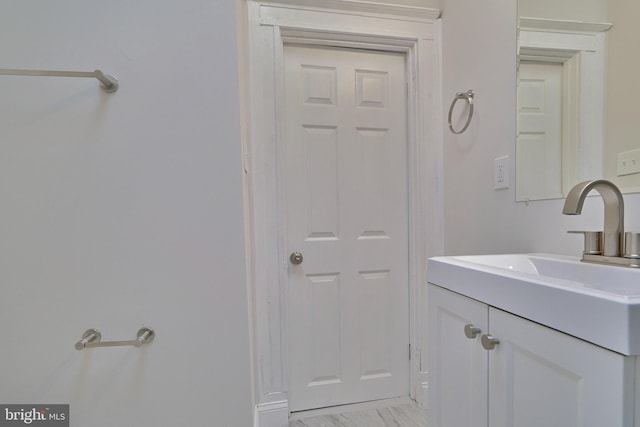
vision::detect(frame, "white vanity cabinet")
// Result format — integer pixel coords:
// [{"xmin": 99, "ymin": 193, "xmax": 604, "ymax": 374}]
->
[{"xmin": 428, "ymin": 283, "xmax": 635, "ymax": 427}]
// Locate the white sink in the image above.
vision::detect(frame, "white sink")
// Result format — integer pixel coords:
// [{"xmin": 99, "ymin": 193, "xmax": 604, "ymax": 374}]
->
[{"xmin": 427, "ymin": 253, "xmax": 640, "ymax": 355}]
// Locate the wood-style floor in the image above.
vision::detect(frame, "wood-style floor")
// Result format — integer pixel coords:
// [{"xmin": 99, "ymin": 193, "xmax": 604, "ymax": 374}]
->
[{"xmin": 289, "ymin": 399, "xmax": 426, "ymax": 427}]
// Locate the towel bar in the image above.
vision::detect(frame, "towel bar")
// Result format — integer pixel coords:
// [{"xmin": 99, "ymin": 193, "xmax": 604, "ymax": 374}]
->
[
  {"xmin": 0, "ymin": 68, "xmax": 119, "ymax": 92},
  {"xmin": 75, "ymin": 327, "xmax": 154, "ymax": 350}
]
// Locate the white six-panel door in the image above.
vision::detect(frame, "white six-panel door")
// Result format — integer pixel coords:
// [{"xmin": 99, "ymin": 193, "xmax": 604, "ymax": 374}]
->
[
  {"xmin": 283, "ymin": 44, "xmax": 409, "ymax": 412},
  {"xmin": 516, "ymin": 61, "xmax": 564, "ymax": 201}
]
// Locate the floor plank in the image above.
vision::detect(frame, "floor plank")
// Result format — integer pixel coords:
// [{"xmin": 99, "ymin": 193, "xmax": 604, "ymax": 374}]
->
[{"xmin": 289, "ymin": 402, "xmax": 426, "ymax": 427}]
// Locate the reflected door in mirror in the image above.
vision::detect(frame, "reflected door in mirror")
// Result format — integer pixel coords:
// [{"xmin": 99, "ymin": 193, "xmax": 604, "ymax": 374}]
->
[{"xmin": 517, "ymin": 62, "xmax": 563, "ymax": 201}]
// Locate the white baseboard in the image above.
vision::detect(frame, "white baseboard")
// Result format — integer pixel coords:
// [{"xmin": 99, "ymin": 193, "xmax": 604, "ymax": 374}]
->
[
  {"xmin": 419, "ymin": 381, "xmax": 428, "ymax": 411},
  {"xmin": 254, "ymin": 400, "xmax": 289, "ymax": 427}
]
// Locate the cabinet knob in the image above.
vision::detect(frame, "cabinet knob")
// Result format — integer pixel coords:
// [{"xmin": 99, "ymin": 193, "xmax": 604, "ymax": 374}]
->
[
  {"xmin": 464, "ymin": 324, "xmax": 481, "ymax": 339},
  {"xmin": 481, "ymin": 334, "xmax": 500, "ymax": 350}
]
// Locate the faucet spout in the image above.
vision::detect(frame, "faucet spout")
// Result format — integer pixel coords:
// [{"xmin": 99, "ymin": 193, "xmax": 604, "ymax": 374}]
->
[{"xmin": 563, "ymin": 180, "xmax": 624, "ymax": 256}]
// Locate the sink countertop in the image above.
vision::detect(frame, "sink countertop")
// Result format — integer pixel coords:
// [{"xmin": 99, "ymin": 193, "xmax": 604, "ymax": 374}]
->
[{"xmin": 427, "ymin": 253, "xmax": 640, "ymax": 356}]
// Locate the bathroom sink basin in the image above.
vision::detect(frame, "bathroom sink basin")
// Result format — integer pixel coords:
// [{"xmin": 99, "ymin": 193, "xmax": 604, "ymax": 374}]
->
[
  {"xmin": 450, "ymin": 253, "xmax": 640, "ymax": 297},
  {"xmin": 428, "ymin": 253, "xmax": 640, "ymax": 355}
]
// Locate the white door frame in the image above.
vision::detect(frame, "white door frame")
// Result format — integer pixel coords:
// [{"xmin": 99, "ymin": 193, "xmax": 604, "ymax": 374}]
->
[
  {"xmin": 518, "ymin": 17, "xmax": 612, "ymax": 196},
  {"xmin": 243, "ymin": 1, "xmax": 442, "ymax": 423}
]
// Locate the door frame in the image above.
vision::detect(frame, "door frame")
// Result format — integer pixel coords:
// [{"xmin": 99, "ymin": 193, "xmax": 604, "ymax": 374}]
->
[
  {"xmin": 518, "ymin": 18, "xmax": 612, "ymax": 197},
  {"xmin": 242, "ymin": 1, "xmax": 442, "ymax": 423}
]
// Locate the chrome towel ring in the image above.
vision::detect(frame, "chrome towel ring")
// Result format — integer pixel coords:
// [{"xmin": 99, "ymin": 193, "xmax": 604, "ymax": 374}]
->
[{"xmin": 448, "ymin": 90, "xmax": 474, "ymax": 134}]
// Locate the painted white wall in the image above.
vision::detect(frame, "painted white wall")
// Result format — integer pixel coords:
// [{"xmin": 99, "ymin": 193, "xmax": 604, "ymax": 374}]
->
[
  {"xmin": 518, "ymin": 0, "xmax": 607, "ymax": 22},
  {"xmin": 0, "ymin": 1, "xmax": 253, "ymax": 426},
  {"xmin": 368, "ymin": 0, "xmax": 440, "ymax": 8},
  {"xmin": 440, "ymin": 0, "xmax": 522, "ymax": 255},
  {"xmin": 441, "ymin": 0, "xmax": 640, "ymax": 258},
  {"xmin": 604, "ymin": 0, "xmax": 640, "ymax": 190}
]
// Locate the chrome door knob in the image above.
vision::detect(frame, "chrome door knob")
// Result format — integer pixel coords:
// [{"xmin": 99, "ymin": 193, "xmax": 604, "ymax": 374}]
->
[
  {"xmin": 290, "ymin": 252, "xmax": 304, "ymax": 265},
  {"xmin": 481, "ymin": 334, "xmax": 500, "ymax": 350},
  {"xmin": 464, "ymin": 324, "xmax": 481, "ymax": 339}
]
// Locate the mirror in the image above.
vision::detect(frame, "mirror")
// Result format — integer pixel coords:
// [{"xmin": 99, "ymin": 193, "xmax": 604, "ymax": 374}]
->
[{"xmin": 516, "ymin": 0, "xmax": 640, "ymax": 201}]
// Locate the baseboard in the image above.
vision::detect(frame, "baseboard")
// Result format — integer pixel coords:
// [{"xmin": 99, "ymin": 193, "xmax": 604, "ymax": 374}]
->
[
  {"xmin": 420, "ymin": 381, "xmax": 428, "ymax": 411},
  {"xmin": 254, "ymin": 400, "xmax": 289, "ymax": 427}
]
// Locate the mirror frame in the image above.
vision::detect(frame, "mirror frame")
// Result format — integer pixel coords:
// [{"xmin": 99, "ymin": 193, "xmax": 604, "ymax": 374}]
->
[{"xmin": 516, "ymin": 17, "xmax": 612, "ymax": 201}]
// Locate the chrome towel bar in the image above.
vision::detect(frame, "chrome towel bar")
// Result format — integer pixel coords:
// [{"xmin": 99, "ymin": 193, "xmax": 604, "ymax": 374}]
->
[
  {"xmin": 448, "ymin": 89, "xmax": 474, "ymax": 134},
  {"xmin": 75, "ymin": 327, "xmax": 154, "ymax": 350},
  {"xmin": 0, "ymin": 68, "xmax": 119, "ymax": 93}
]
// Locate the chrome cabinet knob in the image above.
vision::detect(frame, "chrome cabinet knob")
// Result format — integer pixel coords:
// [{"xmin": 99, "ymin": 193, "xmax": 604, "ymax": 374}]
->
[
  {"xmin": 290, "ymin": 252, "xmax": 304, "ymax": 265},
  {"xmin": 464, "ymin": 324, "xmax": 481, "ymax": 339},
  {"xmin": 481, "ymin": 334, "xmax": 500, "ymax": 350}
]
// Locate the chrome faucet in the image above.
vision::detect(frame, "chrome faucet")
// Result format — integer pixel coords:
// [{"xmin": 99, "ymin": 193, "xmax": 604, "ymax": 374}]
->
[{"xmin": 563, "ymin": 179, "xmax": 624, "ymax": 257}]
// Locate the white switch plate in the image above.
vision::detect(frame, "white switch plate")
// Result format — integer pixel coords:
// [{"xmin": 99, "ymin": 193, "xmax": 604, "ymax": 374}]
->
[
  {"xmin": 494, "ymin": 156, "xmax": 509, "ymax": 190},
  {"xmin": 617, "ymin": 149, "xmax": 640, "ymax": 176}
]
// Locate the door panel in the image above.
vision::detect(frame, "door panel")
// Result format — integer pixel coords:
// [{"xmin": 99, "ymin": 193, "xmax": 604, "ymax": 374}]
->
[
  {"xmin": 284, "ymin": 45, "xmax": 409, "ymax": 411},
  {"xmin": 427, "ymin": 284, "xmax": 489, "ymax": 427},
  {"xmin": 489, "ymin": 308, "xmax": 633, "ymax": 427}
]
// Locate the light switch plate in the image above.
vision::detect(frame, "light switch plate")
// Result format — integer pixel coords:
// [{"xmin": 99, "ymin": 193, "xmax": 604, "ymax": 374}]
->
[{"xmin": 617, "ymin": 149, "xmax": 640, "ymax": 176}]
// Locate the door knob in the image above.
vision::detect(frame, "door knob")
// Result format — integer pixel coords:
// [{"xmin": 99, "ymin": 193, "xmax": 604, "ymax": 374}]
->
[
  {"xmin": 481, "ymin": 334, "xmax": 500, "ymax": 350},
  {"xmin": 464, "ymin": 324, "xmax": 481, "ymax": 339},
  {"xmin": 290, "ymin": 252, "xmax": 304, "ymax": 265}
]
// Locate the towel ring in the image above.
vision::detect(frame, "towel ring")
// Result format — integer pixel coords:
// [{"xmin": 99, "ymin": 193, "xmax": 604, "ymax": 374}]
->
[{"xmin": 448, "ymin": 90, "xmax": 474, "ymax": 134}]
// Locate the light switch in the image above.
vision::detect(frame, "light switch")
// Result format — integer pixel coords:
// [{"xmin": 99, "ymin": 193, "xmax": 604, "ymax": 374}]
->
[{"xmin": 617, "ymin": 149, "xmax": 640, "ymax": 176}]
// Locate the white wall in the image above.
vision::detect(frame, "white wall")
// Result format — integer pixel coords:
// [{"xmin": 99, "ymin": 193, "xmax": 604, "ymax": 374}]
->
[
  {"xmin": 518, "ymin": 0, "xmax": 607, "ymax": 22},
  {"xmin": 440, "ymin": 0, "xmax": 522, "ymax": 255},
  {"xmin": 441, "ymin": 0, "xmax": 640, "ymax": 258},
  {"xmin": 604, "ymin": 0, "xmax": 640, "ymax": 190},
  {"xmin": 368, "ymin": 0, "xmax": 440, "ymax": 8},
  {"xmin": 0, "ymin": 1, "xmax": 253, "ymax": 426}
]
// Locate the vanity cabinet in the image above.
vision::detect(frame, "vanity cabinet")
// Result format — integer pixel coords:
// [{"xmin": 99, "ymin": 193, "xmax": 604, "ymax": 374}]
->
[{"xmin": 427, "ymin": 283, "xmax": 635, "ymax": 427}]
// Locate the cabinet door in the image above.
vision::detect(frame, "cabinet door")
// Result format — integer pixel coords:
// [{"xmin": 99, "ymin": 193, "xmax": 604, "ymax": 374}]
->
[
  {"xmin": 488, "ymin": 308, "xmax": 634, "ymax": 427},
  {"xmin": 428, "ymin": 284, "xmax": 489, "ymax": 427}
]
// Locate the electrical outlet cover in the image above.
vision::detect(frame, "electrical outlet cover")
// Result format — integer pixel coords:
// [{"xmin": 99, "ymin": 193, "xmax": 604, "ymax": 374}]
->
[{"xmin": 494, "ymin": 156, "xmax": 509, "ymax": 190}]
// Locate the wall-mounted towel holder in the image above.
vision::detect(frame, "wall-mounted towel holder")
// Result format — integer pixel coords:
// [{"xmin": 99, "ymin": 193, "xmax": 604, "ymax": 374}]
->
[
  {"xmin": 75, "ymin": 327, "xmax": 154, "ymax": 350},
  {"xmin": 448, "ymin": 90, "xmax": 474, "ymax": 134},
  {"xmin": 0, "ymin": 68, "xmax": 119, "ymax": 93}
]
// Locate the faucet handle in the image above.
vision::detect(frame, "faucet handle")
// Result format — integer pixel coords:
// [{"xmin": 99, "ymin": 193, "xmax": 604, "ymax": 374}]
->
[
  {"xmin": 568, "ymin": 231, "xmax": 602, "ymax": 255},
  {"xmin": 624, "ymin": 232, "xmax": 640, "ymax": 259}
]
